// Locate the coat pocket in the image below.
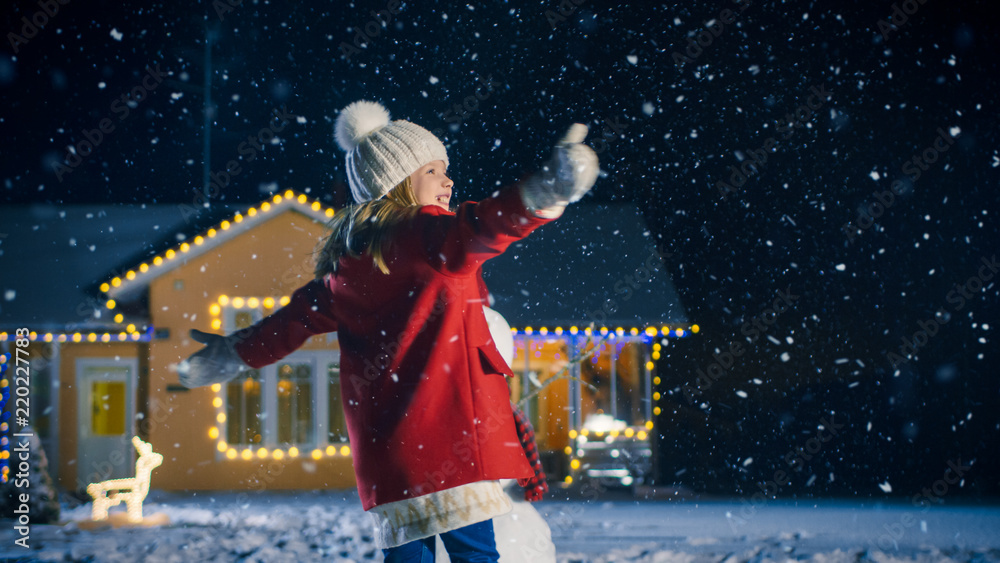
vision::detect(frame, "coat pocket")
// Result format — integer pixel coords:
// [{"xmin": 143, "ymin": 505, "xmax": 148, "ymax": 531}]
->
[{"xmin": 476, "ymin": 345, "xmax": 514, "ymax": 378}]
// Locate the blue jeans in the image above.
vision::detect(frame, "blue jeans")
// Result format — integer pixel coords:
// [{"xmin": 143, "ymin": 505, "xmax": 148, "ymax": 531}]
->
[{"xmin": 382, "ymin": 519, "xmax": 499, "ymax": 563}]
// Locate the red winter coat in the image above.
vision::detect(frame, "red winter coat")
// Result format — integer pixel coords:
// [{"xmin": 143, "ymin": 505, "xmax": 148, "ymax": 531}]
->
[{"xmin": 232, "ymin": 186, "xmax": 550, "ymax": 510}]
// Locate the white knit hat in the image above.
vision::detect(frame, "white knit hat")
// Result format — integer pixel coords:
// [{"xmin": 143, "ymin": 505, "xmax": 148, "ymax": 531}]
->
[{"xmin": 334, "ymin": 100, "xmax": 449, "ymax": 203}]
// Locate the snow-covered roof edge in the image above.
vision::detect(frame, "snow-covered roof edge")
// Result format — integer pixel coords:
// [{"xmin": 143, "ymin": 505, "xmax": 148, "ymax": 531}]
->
[{"xmin": 104, "ymin": 190, "xmax": 335, "ymax": 301}]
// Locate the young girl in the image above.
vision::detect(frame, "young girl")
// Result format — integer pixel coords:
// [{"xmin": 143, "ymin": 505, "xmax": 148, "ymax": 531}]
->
[{"xmin": 179, "ymin": 100, "xmax": 597, "ymax": 562}]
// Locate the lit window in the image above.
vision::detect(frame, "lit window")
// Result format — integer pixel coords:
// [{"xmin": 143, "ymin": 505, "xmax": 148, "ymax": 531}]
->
[
  {"xmin": 90, "ymin": 381, "xmax": 126, "ymax": 436},
  {"xmin": 226, "ymin": 370, "xmax": 262, "ymax": 446},
  {"xmin": 579, "ymin": 342, "xmax": 652, "ymax": 427},
  {"xmin": 510, "ymin": 337, "xmax": 571, "ymax": 453},
  {"xmin": 277, "ymin": 362, "xmax": 314, "ymax": 446},
  {"xmin": 217, "ymin": 298, "xmax": 344, "ymax": 458},
  {"xmin": 328, "ymin": 362, "xmax": 348, "ymax": 443}
]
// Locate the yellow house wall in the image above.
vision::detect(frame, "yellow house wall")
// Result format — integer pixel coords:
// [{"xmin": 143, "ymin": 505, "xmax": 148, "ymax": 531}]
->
[{"xmin": 144, "ymin": 208, "xmax": 356, "ymax": 491}]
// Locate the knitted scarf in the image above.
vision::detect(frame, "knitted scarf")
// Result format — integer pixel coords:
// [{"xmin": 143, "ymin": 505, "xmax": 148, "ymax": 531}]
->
[{"xmin": 511, "ymin": 402, "xmax": 549, "ymax": 501}]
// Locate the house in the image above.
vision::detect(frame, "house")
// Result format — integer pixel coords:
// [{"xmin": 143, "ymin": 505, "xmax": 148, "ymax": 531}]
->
[
  {"xmin": 483, "ymin": 202, "xmax": 695, "ymax": 486},
  {"xmin": 0, "ymin": 191, "xmax": 693, "ymax": 493}
]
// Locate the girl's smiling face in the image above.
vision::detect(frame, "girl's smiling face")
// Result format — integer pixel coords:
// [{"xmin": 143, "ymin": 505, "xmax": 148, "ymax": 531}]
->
[{"xmin": 409, "ymin": 160, "xmax": 453, "ymax": 210}]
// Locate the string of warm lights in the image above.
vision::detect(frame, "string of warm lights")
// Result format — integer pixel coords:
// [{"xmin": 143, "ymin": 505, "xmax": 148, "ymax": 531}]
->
[
  {"xmin": 207, "ymin": 296, "xmax": 351, "ymax": 462},
  {"xmin": 0, "ymin": 328, "xmax": 152, "ymax": 343},
  {"xmin": 511, "ymin": 324, "xmax": 699, "ymax": 339},
  {"xmin": 99, "ymin": 190, "xmax": 336, "ymax": 300},
  {"xmin": 6, "ymin": 189, "xmax": 690, "ymax": 484},
  {"xmin": 207, "ymin": 378, "xmax": 353, "ymax": 461},
  {"xmin": 652, "ymin": 341, "xmax": 664, "ymax": 417},
  {"xmin": 562, "ymin": 421, "xmax": 656, "ymax": 485},
  {"xmin": 0, "ymin": 355, "xmax": 10, "ymax": 483},
  {"xmin": 2, "ymin": 193, "xmax": 334, "ymax": 345},
  {"xmin": 208, "ymin": 294, "xmax": 292, "ymax": 330}
]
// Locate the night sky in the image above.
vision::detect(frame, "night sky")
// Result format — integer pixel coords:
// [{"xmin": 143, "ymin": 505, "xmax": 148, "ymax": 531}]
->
[{"xmin": 3, "ymin": 0, "xmax": 998, "ymax": 497}]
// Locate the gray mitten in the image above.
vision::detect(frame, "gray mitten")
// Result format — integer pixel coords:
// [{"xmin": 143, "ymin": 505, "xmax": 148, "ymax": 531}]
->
[
  {"xmin": 519, "ymin": 123, "xmax": 600, "ymax": 215},
  {"xmin": 177, "ymin": 329, "xmax": 248, "ymax": 388}
]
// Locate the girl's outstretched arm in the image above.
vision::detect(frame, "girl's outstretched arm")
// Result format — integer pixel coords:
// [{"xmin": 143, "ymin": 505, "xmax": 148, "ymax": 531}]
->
[
  {"xmin": 418, "ymin": 186, "xmax": 553, "ymax": 276},
  {"xmin": 419, "ymin": 124, "xmax": 599, "ymax": 276},
  {"xmin": 179, "ymin": 278, "xmax": 338, "ymax": 387},
  {"xmin": 231, "ymin": 277, "xmax": 339, "ymax": 368}
]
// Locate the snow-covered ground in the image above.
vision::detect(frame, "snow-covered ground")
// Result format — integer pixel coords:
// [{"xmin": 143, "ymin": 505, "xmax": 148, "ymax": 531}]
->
[{"xmin": 1, "ymin": 490, "xmax": 998, "ymax": 562}]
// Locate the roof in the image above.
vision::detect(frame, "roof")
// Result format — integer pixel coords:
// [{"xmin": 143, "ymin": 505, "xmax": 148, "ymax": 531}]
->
[
  {"xmin": 103, "ymin": 192, "xmax": 333, "ymax": 301},
  {"xmin": 0, "ymin": 192, "xmax": 333, "ymax": 332},
  {"xmin": 0, "ymin": 195, "xmax": 688, "ymax": 334},
  {"xmin": 482, "ymin": 203, "xmax": 687, "ymax": 328},
  {"xmin": 0, "ymin": 203, "xmax": 198, "ymax": 332}
]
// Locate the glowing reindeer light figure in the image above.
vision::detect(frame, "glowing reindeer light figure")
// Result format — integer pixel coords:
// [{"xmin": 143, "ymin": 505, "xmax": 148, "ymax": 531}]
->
[{"xmin": 87, "ymin": 436, "xmax": 163, "ymax": 524}]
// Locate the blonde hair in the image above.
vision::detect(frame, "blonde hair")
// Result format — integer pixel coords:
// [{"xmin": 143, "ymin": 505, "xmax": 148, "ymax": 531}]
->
[{"xmin": 314, "ymin": 176, "xmax": 420, "ymax": 278}]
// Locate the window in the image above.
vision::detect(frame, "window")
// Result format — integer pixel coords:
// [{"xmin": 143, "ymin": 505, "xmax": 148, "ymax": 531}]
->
[
  {"xmin": 579, "ymin": 340, "xmax": 651, "ymax": 428},
  {"xmin": 225, "ymin": 307, "xmax": 264, "ymax": 446},
  {"xmin": 510, "ymin": 337, "xmax": 571, "ymax": 452},
  {"xmin": 234, "ymin": 310, "xmax": 255, "ymax": 330},
  {"xmin": 226, "ymin": 370, "xmax": 262, "ymax": 445},
  {"xmin": 510, "ymin": 335, "xmax": 653, "ymax": 453},
  {"xmin": 328, "ymin": 362, "xmax": 348, "ymax": 443},
  {"xmin": 612, "ymin": 342, "xmax": 647, "ymax": 426},
  {"xmin": 90, "ymin": 379, "xmax": 127, "ymax": 436},
  {"xmin": 277, "ymin": 362, "xmax": 314, "ymax": 445},
  {"xmin": 217, "ymin": 298, "xmax": 343, "ymax": 455}
]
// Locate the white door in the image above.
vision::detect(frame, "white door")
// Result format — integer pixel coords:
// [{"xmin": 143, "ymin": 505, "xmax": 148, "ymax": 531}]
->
[{"xmin": 76, "ymin": 359, "xmax": 136, "ymax": 489}]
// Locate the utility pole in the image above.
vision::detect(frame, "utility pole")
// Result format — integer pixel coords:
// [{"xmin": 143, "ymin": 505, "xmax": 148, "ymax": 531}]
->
[{"xmin": 202, "ymin": 23, "xmax": 216, "ymax": 194}]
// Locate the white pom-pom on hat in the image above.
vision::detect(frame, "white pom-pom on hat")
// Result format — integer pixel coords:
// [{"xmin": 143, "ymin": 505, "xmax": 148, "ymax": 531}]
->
[
  {"xmin": 334, "ymin": 100, "xmax": 448, "ymax": 204},
  {"xmin": 335, "ymin": 100, "xmax": 391, "ymax": 152}
]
